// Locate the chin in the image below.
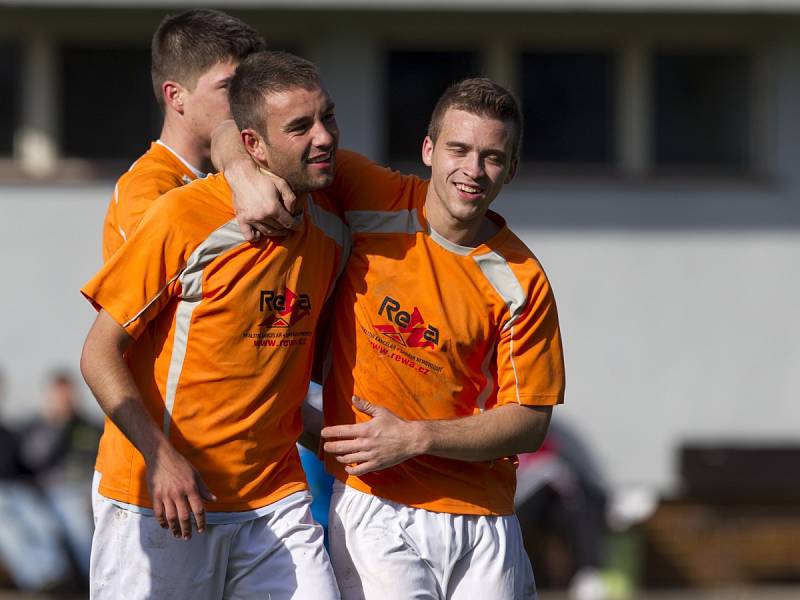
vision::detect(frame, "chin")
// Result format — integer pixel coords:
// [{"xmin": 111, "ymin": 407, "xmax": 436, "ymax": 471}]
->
[
  {"xmin": 313, "ymin": 173, "xmax": 335, "ymax": 190},
  {"xmin": 447, "ymin": 203, "xmax": 482, "ymax": 221}
]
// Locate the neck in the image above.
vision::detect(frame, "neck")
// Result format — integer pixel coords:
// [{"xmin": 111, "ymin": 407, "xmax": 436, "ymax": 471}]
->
[
  {"xmin": 159, "ymin": 117, "xmax": 211, "ymax": 173},
  {"xmin": 423, "ymin": 188, "xmax": 498, "ymax": 248}
]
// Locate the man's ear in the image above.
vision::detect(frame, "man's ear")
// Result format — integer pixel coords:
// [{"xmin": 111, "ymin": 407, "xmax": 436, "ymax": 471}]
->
[
  {"xmin": 241, "ymin": 128, "xmax": 267, "ymax": 163},
  {"xmin": 421, "ymin": 136, "xmax": 434, "ymax": 167},
  {"xmin": 505, "ymin": 156, "xmax": 518, "ymax": 184},
  {"xmin": 162, "ymin": 81, "xmax": 184, "ymax": 115}
]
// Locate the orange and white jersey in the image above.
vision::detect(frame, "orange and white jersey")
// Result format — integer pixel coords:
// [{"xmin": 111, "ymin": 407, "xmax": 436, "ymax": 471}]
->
[
  {"xmin": 83, "ymin": 173, "xmax": 349, "ymax": 514},
  {"xmin": 97, "ymin": 141, "xmax": 201, "ymax": 484},
  {"xmin": 102, "ymin": 140, "xmax": 200, "ymax": 262},
  {"xmin": 323, "ymin": 151, "xmax": 565, "ymax": 516}
]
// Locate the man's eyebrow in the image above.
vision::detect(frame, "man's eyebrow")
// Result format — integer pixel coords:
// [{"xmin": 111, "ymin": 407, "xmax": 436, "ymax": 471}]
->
[
  {"xmin": 484, "ymin": 148, "xmax": 508, "ymax": 160},
  {"xmin": 445, "ymin": 141, "xmax": 470, "ymax": 150},
  {"xmin": 284, "ymin": 116, "xmax": 311, "ymax": 131}
]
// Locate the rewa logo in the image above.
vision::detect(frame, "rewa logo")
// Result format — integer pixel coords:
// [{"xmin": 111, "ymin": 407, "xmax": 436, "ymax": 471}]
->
[
  {"xmin": 373, "ymin": 296, "xmax": 439, "ymax": 349},
  {"xmin": 260, "ymin": 288, "xmax": 311, "ymax": 328}
]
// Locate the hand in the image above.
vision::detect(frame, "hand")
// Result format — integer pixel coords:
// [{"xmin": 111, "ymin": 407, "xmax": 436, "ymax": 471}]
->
[
  {"xmin": 321, "ymin": 396, "xmax": 426, "ymax": 476},
  {"xmin": 228, "ymin": 159, "xmax": 303, "ymax": 241},
  {"xmin": 145, "ymin": 443, "xmax": 216, "ymax": 540}
]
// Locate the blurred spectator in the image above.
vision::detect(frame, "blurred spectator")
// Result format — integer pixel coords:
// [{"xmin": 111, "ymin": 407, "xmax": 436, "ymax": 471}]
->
[
  {"xmin": 0, "ymin": 369, "xmax": 28, "ymax": 481},
  {"xmin": 516, "ymin": 419, "xmax": 611, "ymax": 600},
  {"xmin": 18, "ymin": 369, "xmax": 101, "ymax": 583},
  {"xmin": 0, "ymin": 368, "xmax": 72, "ymax": 591}
]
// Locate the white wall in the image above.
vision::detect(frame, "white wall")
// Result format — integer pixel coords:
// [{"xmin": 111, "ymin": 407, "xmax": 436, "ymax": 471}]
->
[
  {"xmin": 0, "ymin": 184, "xmax": 108, "ymax": 423},
  {"xmin": 495, "ymin": 185, "xmax": 800, "ymax": 493},
  {"xmin": 1, "ymin": 180, "xmax": 798, "ymax": 492}
]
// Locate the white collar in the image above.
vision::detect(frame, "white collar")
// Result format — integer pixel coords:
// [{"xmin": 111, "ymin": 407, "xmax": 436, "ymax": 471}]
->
[{"xmin": 156, "ymin": 139, "xmax": 206, "ymax": 179}]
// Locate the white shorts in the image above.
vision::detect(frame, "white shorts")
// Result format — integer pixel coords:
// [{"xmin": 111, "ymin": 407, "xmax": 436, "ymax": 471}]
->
[
  {"xmin": 90, "ymin": 481, "xmax": 339, "ymax": 600},
  {"xmin": 329, "ymin": 482, "xmax": 537, "ymax": 600}
]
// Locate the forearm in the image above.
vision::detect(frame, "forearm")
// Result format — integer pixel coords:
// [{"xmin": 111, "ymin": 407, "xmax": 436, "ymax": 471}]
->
[
  {"xmin": 210, "ymin": 119, "xmax": 300, "ymax": 235},
  {"xmin": 210, "ymin": 119, "xmax": 250, "ymax": 172},
  {"xmin": 415, "ymin": 404, "xmax": 552, "ymax": 462},
  {"xmin": 324, "ymin": 398, "xmax": 552, "ymax": 475},
  {"xmin": 80, "ymin": 313, "xmax": 171, "ymax": 464},
  {"xmin": 81, "ymin": 311, "xmax": 215, "ymax": 537}
]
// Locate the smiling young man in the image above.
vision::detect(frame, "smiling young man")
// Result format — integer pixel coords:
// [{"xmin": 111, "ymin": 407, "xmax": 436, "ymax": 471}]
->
[
  {"xmin": 80, "ymin": 51, "xmax": 345, "ymax": 600},
  {"xmin": 316, "ymin": 79, "xmax": 564, "ymax": 600}
]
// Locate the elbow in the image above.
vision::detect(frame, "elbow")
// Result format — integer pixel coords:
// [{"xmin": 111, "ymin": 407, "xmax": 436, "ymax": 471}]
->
[
  {"xmin": 522, "ymin": 431, "xmax": 547, "ymax": 454},
  {"xmin": 517, "ymin": 405, "xmax": 553, "ymax": 455}
]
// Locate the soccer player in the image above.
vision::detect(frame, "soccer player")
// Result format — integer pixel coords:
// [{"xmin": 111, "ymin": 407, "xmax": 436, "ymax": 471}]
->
[
  {"xmin": 102, "ymin": 8, "xmax": 285, "ymax": 262},
  {"xmin": 80, "ymin": 51, "xmax": 345, "ymax": 599},
  {"xmin": 216, "ymin": 78, "xmax": 565, "ymax": 600},
  {"xmin": 94, "ymin": 7, "xmax": 265, "ymax": 501}
]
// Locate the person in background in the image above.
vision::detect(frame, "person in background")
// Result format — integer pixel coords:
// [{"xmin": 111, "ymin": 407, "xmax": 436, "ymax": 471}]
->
[
  {"xmin": 102, "ymin": 8, "xmax": 268, "ymax": 262},
  {"xmin": 515, "ymin": 420, "xmax": 610, "ymax": 600},
  {"xmin": 18, "ymin": 370, "xmax": 101, "ymax": 582},
  {"xmin": 0, "ymin": 369, "xmax": 26, "ymax": 482},
  {"xmin": 0, "ymin": 369, "xmax": 74, "ymax": 591}
]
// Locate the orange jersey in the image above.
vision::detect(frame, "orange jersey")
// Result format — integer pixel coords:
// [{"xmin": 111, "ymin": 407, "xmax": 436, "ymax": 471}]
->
[
  {"xmin": 83, "ymin": 174, "xmax": 349, "ymax": 512},
  {"xmin": 323, "ymin": 151, "xmax": 565, "ymax": 516},
  {"xmin": 102, "ymin": 141, "xmax": 199, "ymax": 262},
  {"xmin": 97, "ymin": 142, "xmax": 199, "ymax": 479}
]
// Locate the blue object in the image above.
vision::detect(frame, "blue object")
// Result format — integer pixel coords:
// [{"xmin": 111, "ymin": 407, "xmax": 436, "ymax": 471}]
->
[{"xmin": 297, "ymin": 445, "xmax": 334, "ymax": 547}]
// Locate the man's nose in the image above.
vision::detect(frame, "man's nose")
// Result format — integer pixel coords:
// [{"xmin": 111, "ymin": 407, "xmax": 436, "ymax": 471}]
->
[
  {"xmin": 461, "ymin": 153, "xmax": 484, "ymax": 179},
  {"xmin": 311, "ymin": 120, "xmax": 335, "ymax": 149}
]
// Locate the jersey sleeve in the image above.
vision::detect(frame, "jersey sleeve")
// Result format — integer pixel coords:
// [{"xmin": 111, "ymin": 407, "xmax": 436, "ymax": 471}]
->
[
  {"xmin": 494, "ymin": 262, "xmax": 565, "ymax": 407},
  {"xmin": 330, "ymin": 150, "xmax": 426, "ymax": 213},
  {"xmin": 109, "ymin": 167, "xmax": 184, "ymax": 251},
  {"xmin": 83, "ymin": 192, "xmax": 193, "ymax": 340}
]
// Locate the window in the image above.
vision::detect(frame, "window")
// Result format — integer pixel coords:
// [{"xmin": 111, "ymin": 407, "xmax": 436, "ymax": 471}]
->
[
  {"xmin": 61, "ymin": 45, "xmax": 160, "ymax": 160},
  {"xmin": 653, "ymin": 52, "xmax": 750, "ymax": 168},
  {"xmin": 520, "ymin": 51, "xmax": 615, "ymax": 164},
  {"xmin": 0, "ymin": 42, "xmax": 21, "ymax": 157},
  {"xmin": 386, "ymin": 50, "xmax": 478, "ymax": 162}
]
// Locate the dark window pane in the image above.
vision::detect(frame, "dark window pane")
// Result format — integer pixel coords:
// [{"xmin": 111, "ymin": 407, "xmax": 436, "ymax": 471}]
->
[
  {"xmin": 0, "ymin": 42, "xmax": 21, "ymax": 157},
  {"xmin": 386, "ymin": 50, "xmax": 477, "ymax": 161},
  {"xmin": 653, "ymin": 52, "xmax": 750, "ymax": 167},
  {"xmin": 61, "ymin": 45, "xmax": 160, "ymax": 160},
  {"xmin": 520, "ymin": 51, "xmax": 615, "ymax": 163}
]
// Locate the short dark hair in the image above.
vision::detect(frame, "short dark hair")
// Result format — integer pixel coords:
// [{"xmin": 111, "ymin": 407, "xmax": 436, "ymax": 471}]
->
[
  {"xmin": 229, "ymin": 51, "xmax": 322, "ymax": 139},
  {"xmin": 151, "ymin": 9, "xmax": 266, "ymax": 109},
  {"xmin": 427, "ymin": 78, "xmax": 523, "ymax": 159}
]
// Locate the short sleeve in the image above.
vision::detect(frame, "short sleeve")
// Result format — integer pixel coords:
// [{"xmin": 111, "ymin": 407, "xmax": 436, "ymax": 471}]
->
[
  {"xmin": 330, "ymin": 150, "xmax": 426, "ymax": 213},
  {"xmin": 102, "ymin": 167, "xmax": 184, "ymax": 261},
  {"xmin": 82, "ymin": 195, "xmax": 192, "ymax": 340},
  {"xmin": 494, "ymin": 264, "xmax": 565, "ymax": 407}
]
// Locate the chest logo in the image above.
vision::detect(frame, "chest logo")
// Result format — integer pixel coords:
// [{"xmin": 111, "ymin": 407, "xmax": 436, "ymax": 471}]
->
[
  {"xmin": 260, "ymin": 288, "xmax": 311, "ymax": 328},
  {"xmin": 374, "ymin": 296, "xmax": 439, "ymax": 349}
]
